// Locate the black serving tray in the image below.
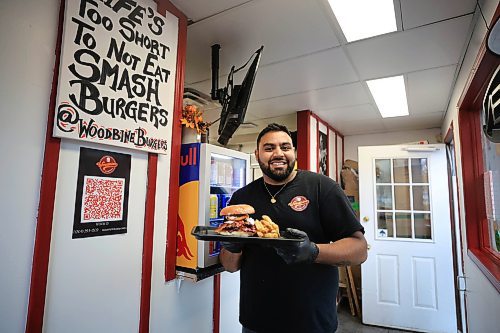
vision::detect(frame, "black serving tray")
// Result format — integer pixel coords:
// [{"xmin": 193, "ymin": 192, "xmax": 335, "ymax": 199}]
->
[{"xmin": 191, "ymin": 226, "xmax": 304, "ymax": 246}]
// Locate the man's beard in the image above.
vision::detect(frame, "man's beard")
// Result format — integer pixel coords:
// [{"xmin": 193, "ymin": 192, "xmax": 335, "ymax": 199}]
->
[{"xmin": 258, "ymin": 157, "xmax": 295, "ymax": 182}]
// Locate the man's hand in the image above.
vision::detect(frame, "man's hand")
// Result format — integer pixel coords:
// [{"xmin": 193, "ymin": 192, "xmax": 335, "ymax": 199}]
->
[
  {"xmin": 274, "ymin": 228, "xmax": 319, "ymax": 264},
  {"xmin": 221, "ymin": 241, "xmax": 243, "ymax": 254},
  {"xmin": 220, "ymin": 242, "xmax": 243, "ymax": 272}
]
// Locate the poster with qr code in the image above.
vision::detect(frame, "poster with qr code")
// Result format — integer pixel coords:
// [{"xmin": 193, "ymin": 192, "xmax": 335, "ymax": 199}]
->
[{"xmin": 73, "ymin": 147, "xmax": 131, "ymax": 239}]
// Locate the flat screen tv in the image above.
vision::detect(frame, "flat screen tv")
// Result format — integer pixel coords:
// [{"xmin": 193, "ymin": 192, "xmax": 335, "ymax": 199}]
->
[{"xmin": 215, "ymin": 46, "xmax": 263, "ymax": 145}]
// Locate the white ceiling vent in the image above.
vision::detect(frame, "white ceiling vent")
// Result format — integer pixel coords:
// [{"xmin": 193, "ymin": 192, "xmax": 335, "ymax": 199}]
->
[{"xmin": 183, "ymin": 87, "xmax": 221, "ymax": 111}]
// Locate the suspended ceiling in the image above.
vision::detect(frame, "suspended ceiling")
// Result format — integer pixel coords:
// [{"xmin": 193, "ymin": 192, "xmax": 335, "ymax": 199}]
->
[{"xmin": 170, "ymin": 0, "xmax": 479, "ymax": 142}]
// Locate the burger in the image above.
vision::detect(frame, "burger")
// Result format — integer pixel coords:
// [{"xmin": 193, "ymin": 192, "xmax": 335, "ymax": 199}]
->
[{"xmin": 215, "ymin": 204, "xmax": 257, "ymax": 237}]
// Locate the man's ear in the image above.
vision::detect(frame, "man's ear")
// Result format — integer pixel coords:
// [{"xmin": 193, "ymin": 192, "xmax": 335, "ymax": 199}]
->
[{"xmin": 254, "ymin": 149, "xmax": 259, "ymax": 161}]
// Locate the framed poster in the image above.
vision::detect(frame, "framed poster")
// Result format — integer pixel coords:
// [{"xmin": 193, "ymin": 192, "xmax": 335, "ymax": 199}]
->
[
  {"xmin": 319, "ymin": 130, "xmax": 328, "ymax": 175},
  {"xmin": 73, "ymin": 147, "xmax": 131, "ymax": 238},
  {"xmin": 53, "ymin": 0, "xmax": 178, "ymax": 154}
]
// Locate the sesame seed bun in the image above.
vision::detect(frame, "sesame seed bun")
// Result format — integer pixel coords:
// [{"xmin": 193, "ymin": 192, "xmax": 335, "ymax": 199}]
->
[{"xmin": 219, "ymin": 204, "xmax": 255, "ymax": 216}]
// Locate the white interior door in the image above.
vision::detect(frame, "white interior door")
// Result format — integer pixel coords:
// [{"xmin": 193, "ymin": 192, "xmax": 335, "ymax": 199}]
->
[{"xmin": 359, "ymin": 144, "xmax": 457, "ymax": 333}]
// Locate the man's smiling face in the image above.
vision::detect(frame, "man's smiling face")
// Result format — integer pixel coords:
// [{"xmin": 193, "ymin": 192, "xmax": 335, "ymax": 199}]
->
[{"xmin": 255, "ymin": 130, "xmax": 296, "ymax": 183}]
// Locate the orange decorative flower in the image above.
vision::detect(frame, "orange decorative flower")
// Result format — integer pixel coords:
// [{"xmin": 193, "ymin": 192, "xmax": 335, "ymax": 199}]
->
[{"xmin": 180, "ymin": 104, "xmax": 210, "ymax": 134}]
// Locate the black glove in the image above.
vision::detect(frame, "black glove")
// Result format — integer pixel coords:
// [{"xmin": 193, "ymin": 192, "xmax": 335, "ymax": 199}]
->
[
  {"xmin": 221, "ymin": 241, "xmax": 243, "ymax": 254},
  {"xmin": 274, "ymin": 228, "xmax": 319, "ymax": 264}
]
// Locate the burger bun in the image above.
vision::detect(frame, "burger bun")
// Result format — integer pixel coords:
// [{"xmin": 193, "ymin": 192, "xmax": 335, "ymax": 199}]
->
[{"xmin": 220, "ymin": 204, "xmax": 255, "ymax": 216}]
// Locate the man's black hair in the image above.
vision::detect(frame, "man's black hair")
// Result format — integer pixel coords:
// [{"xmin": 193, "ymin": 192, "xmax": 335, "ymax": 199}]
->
[{"xmin": 256, "ymin": 123, "xmax": 293, "ymax": 147}]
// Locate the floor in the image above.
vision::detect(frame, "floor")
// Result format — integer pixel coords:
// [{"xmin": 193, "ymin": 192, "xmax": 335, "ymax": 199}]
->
[{"xmin": 336, "ymin": 300, "xmax": 416, "ymax": 333}]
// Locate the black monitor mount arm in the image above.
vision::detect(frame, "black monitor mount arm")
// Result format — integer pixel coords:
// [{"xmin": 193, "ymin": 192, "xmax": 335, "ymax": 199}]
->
[{"xmin": 211, "ymin": 44, "xmax": 224, "ymax": 103}]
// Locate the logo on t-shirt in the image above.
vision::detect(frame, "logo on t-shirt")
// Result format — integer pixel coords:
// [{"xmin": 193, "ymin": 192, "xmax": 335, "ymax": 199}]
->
[{"xmin": 288, "ymin": 196, "xmax": 310, "ymax": 211}]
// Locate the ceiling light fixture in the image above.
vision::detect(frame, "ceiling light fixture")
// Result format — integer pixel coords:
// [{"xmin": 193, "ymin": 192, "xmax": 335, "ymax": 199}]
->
[
  {"xmin": 328, "ymin": 0, "xmax": 397, "ymax": 42},
  {"xmin": 367, "ymin": 75, "xmax": 409, "ymax": 118}
]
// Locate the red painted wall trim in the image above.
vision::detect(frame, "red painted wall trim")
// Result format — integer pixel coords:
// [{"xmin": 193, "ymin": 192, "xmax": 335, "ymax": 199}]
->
[
  {"xmin": 213, "ymin": 274, "xmax": 221, "ymax": 333},
  {"xmin": 139, "ymin": 153, "xmax": 158, "ymax": 333},
  {"xmin": 457, "ymin": 4, "xmax": 500, "ymax": 289},
  {"xmin": 297, "ymin": 110, "xmax": 344, "ymax": 179},
  {"xmin": 296, "ymin": 110, "xmax": 311, "ymax": 170},
  {"xmin": 326, "ymin": 128, "xmax": 329, "ymax": 176},
  {"xmin": 341, "ymin": 134, "xmax": 344, "ymax": 174},
  {"xmin": 335, "ymin": 134, "xmax": 338, "ymax": 182},
  {"xmin": 316, "ymin": 119, "xmax": 320, "ymax": 173},
  {"xmin": 163, "ymin": 0, "xmax": 187, "ymax": 282},
  {"xmin": 25, "ymin": 1, "xmax": 65, "ymax": 331}
]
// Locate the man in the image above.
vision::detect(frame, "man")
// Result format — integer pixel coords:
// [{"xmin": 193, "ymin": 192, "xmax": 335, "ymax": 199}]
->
[{"xmin": 220, "ymin": 123, "xmax": 367, "ymax": 333}]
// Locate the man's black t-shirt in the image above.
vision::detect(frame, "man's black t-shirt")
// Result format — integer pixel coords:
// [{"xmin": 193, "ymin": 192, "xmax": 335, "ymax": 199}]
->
[{"xmin": 229, "ymin": 170, "xmax": 363, "ymax": 333}]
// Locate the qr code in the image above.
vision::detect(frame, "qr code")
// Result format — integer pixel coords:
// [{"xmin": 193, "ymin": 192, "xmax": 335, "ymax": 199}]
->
[{"xmin": 81, "ymin": 176, "xmax": 125, "ymax": 223}]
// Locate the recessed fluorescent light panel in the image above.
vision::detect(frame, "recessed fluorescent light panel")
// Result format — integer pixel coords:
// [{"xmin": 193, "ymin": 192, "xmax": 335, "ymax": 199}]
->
[
  {"xmin": 328, "ymin": 0, "xmax": 397, "ymax": 42},
  {"xmin": 367, "ymin": 75, "xmax": 409, "ymax": 118}
]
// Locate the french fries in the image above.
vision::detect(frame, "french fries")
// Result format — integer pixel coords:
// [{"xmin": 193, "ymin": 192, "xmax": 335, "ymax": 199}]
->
[{"xmin": 254, "ymin": 215, "xmax": 280, "ymax": 238}]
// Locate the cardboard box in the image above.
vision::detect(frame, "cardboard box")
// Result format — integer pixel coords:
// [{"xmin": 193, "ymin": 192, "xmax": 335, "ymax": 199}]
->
[
  {"xmin": 340, "ymin": 160, "xmax": 361, "ymax": 292},
  {"xmin": 341, "ymin": 159, "xmax": 359, "ymax": 217}
]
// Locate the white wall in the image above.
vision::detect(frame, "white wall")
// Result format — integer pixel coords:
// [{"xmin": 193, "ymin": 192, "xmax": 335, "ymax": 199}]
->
[
  {"xmin": 219, "ymin": 271, "xmax": 242, "ymax": 333},
  {"xmin": 44, "ymin": 141, "xmax": 148, "ymax": 332},
  {"xmin": 441, "ymin": 1, "xmax": 500, "ymax": 332},
  {"xmin": 344, "ymin": 128, "xmax": 441, "ymax": 162},
  {"xmin": 0, "ymin": 1, "xmax": 217, "ymax": 332},
  {"xmin": 0, "ymin": 0, "xmax": 58, "ymax": 331}
]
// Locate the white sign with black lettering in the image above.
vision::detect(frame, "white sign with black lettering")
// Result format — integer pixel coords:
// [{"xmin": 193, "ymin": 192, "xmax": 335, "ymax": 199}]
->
[{"xmin": 53, "ymin": 0, "xmax": 178, "ymax": 154}]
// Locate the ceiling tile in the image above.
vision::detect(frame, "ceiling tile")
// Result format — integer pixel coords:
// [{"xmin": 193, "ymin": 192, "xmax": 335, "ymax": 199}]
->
[
  {"xmin": 345, "ymin": 15, "xmax": 473, "ymax": 80},
  {"xmin": 316, "ymin": 104, "xmax": 381, "ymax": 124},
  {"xmin": 407, "ymin": 65, "xmax": 457, "ymax": 114},
  {"xmin": 382, "ymin": 112, "xmax": 443, "ymax": 131},
  {"xmin": 170, "ymin": 0, "xmax": 250, "ymax": 23},
  {"xmin": 243, "ymin": 47, "xmax": 358, "ymax": 100},
  {"xmin": 187, "ymin": 47, "xmax": 358, "ymax": 101},
  {"xmin": 310, "ymin": 82, "xmax": 372, "ymax": 110},
  {"xmin": 183, "ymin": 0, "xmax": 341, "ymax": 84},
  {"xmin": 241, "ymin": 95, "xmax": 315, "ymax": 119},
  {"xmin": 244, "ymin": 81, "xmax": 371, "ymax": 119},
  {"xmin": 212, "ymin": 82, "xmax": 370, "ymax": 122},
  {"xmin": 331, "ymin": 118, "xmax": 386, "ymax": 136},
  {"xmin": 400, "ymin": 0, "xmax": 476, "ymax": 30}
]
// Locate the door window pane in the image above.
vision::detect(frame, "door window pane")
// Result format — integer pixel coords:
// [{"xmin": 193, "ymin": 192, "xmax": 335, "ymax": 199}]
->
[
  {"xmin": 395, "ymin": 213, "xmax": 412, "ymax": 238},
  {"xmin": 413, "ymin": 185, "xmax": 430, "ymax": 211},
  {"xmin": 414, "ymin": 213, "xmax": 432, "ymax": 239},
  {"xmin": 394, "ymin": 185, "xmax": 410, "ymax": 210},
  {"xmin": 376, "ymin": 159, "xmax": 391, "ymax": 183},
  {"xmin": 377, "ymin": 212, "xmax": 394, "ymax": 238},
  {"xmin": 376, "ymin": 185, "xmax": 393, "ymax": 210},
  {"xmin": 393, "ymin": 159, "xmax": 409, "ymax": 183},
  {"xmin": 373, "ymin": 157, "xmax": 433, "ymax": 241},
  {"xmin": 411, "ymin": 158, "xmax": 429, "ymax": 183}
]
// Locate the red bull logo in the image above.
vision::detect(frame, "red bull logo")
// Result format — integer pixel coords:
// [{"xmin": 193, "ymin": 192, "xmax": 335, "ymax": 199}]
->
[{"xmin": 180, "ymin": 146, "xmax": 197, "ymax": 166}]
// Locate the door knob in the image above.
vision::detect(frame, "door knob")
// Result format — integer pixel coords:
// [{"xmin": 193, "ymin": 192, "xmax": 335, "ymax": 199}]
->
[
  {"xmin": 363, "ymin": 216, "xmax": 369, "ymax": 222},
  {"xmin": 367, "ymin": 244, "xmax": 371, "ymax": 250}
]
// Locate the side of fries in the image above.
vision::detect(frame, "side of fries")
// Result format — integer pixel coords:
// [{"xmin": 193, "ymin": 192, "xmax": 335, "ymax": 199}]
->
[{"xmin": 255, "ymin": 215, "xmax": 280, "ymax": 238}]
